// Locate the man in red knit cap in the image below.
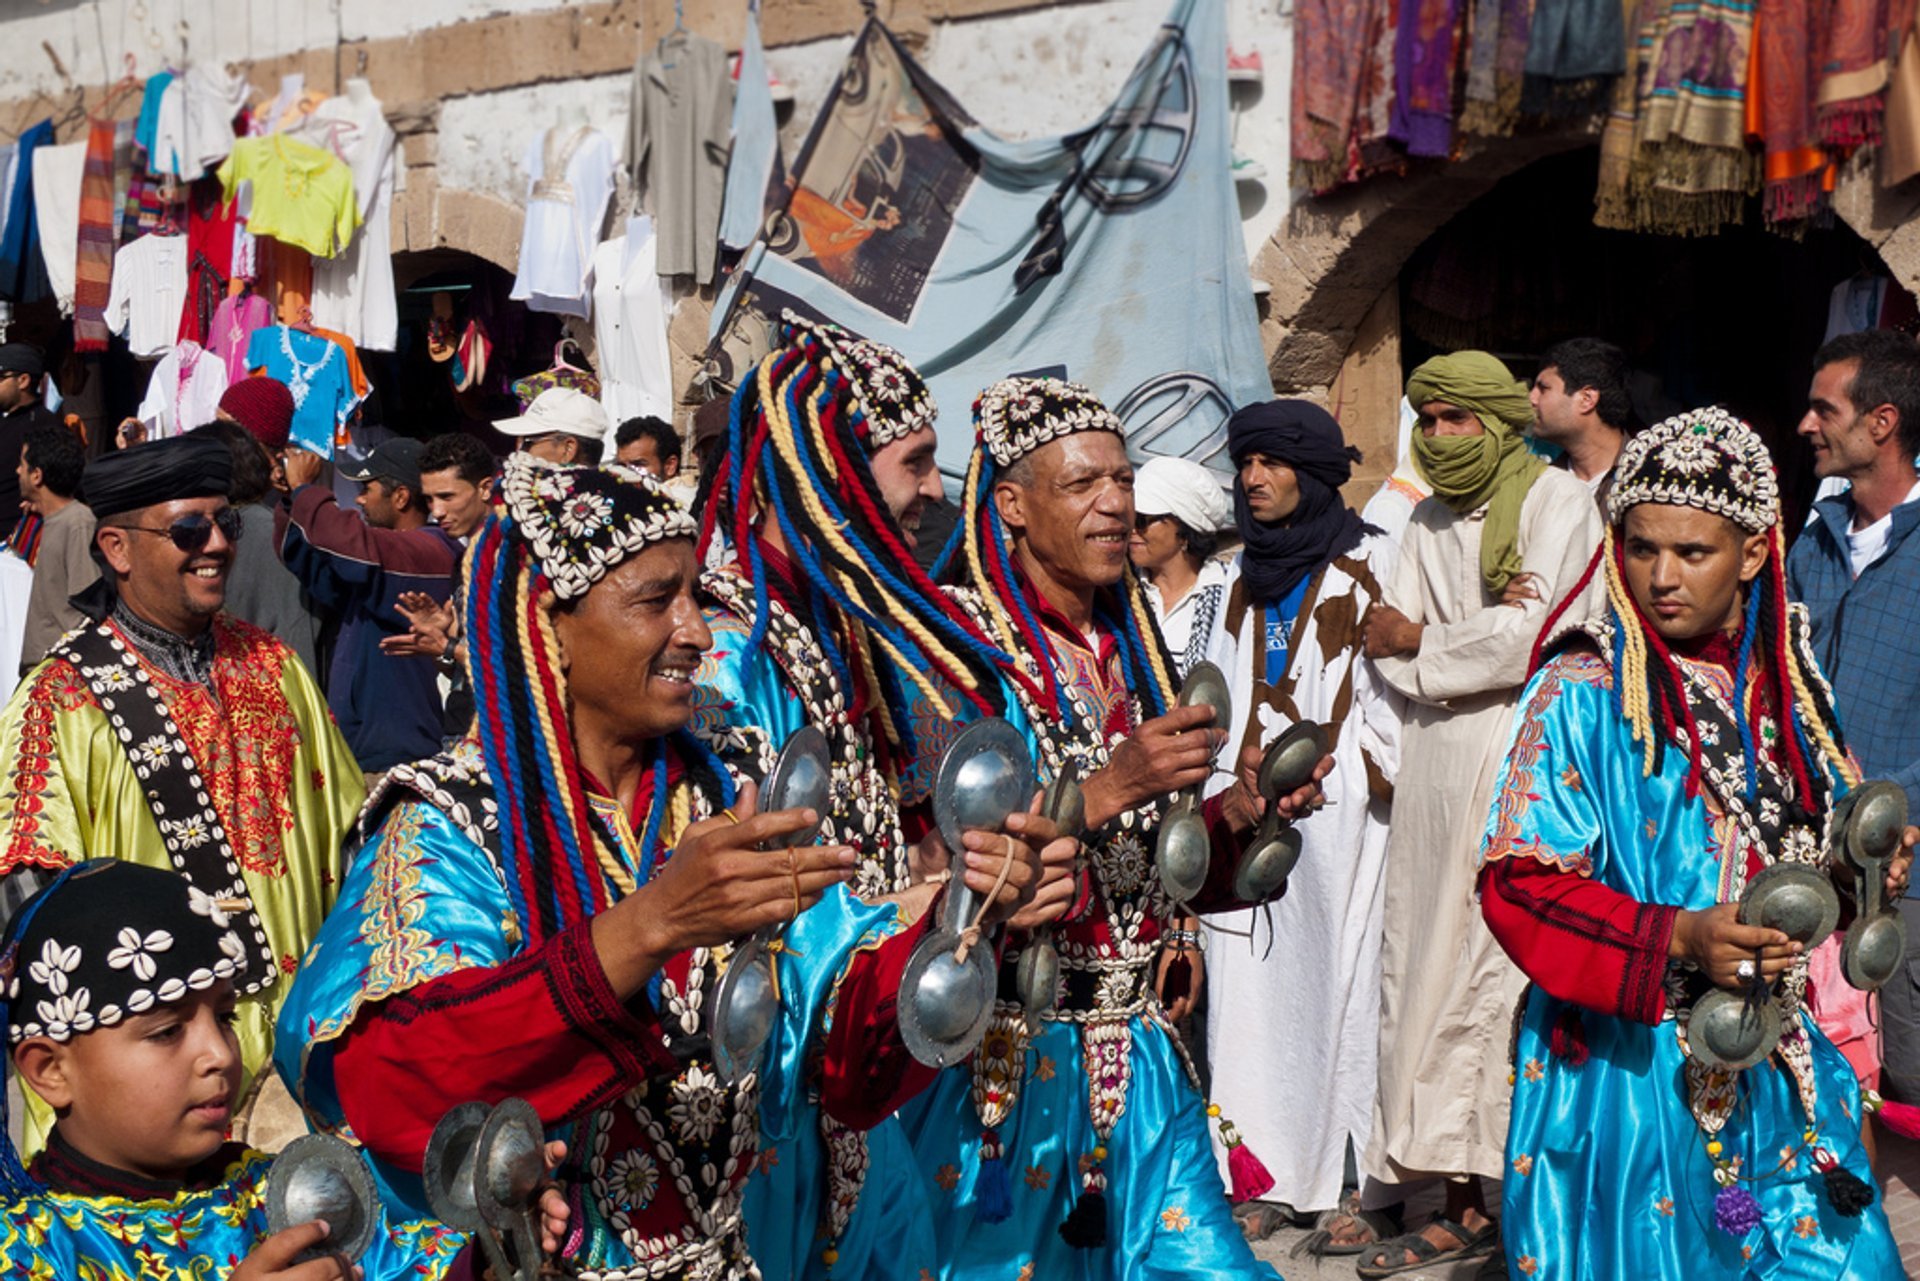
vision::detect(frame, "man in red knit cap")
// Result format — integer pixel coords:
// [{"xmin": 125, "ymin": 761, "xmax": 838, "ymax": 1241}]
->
[{"xmin": 213, "ymin": 377, "xmax": 295, "ymax": 490}]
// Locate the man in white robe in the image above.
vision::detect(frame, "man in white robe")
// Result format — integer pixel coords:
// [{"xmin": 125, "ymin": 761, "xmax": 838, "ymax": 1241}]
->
[
  {"xmin": 1355, "ymin": 352, "xmax": 1601, "ymax": 1276},
  {"xmin": 1201, "ymin": 400, "xmax": 1402, "ymax": 1243}
]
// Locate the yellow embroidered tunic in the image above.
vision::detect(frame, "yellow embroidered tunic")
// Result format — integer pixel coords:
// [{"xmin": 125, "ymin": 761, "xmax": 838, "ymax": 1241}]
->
[{"xmin": 0, "ymin": 614, "xmax": 363, "ymax": 1136}]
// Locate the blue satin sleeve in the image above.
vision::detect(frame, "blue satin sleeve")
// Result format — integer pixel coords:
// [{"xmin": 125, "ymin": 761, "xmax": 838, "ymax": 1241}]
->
[{"xmin": 1481, "ymin": 652, "xmax": 1611, "ymax": 879}]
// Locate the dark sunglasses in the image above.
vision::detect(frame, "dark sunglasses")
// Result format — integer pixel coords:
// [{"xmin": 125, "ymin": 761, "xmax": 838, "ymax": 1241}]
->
[{"xmin": 119, "ymin": 507, "xmax": 244, "ymax": 553}]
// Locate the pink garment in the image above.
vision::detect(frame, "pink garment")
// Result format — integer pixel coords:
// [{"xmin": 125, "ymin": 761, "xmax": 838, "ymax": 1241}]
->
[
  {"xmin": 208, "ymin": 292, "xmax": 273, "ymax": 385},
  {"xmin": 1806, "ymin": 932, "xmax": 1881, "ymax": 1089}
]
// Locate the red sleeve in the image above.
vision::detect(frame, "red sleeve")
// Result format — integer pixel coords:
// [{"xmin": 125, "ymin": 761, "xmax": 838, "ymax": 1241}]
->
[
  {"xmin": 332, "ymin": 918, "xmax": 677, "ymax": 1171},
  {"xmin": 285, "ymin": 484, "xmax": 458, "ymax": 575},
  {"xmin": 816, "ymin": 912, "xmax": 941, "ymax": 1130},
  {"xmin": 1479, "ymin": 858, "xmax": 1677, "ymax": 1025}
]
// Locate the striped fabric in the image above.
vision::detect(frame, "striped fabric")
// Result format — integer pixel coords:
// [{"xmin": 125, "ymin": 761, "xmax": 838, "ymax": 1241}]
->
[{"xmin": 71, "ymin": 119, "xmax": 119, "ymax": 352}]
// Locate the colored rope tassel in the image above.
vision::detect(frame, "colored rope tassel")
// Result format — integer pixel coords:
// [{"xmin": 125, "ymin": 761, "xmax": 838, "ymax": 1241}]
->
[
  {"xmin": 1713, "ymin": 1186, "xmax": 1762, "ymax": 1236},
  {"xmin": 1212, "ymin": 1107, "xmax": 1274, "ymax": 1204},
  {"xmin": 1814, "ymin": 1147, "xmax": 1875, "ymax": 1217},
  {"xmin": 1059, "ymin": 1150, "xmax": 1109, "ymax": 1248},
  {"xmin": 1549, "ymin": 1008, "xmax": 1589, "ymax": 1067},
  {"xmin": 976, "ymin": 1128, "xmax": 1013, "ymax": 1224}
]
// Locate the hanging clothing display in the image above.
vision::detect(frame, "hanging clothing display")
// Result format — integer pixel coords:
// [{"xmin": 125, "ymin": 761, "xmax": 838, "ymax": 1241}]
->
[
  {"xmin": 299, "ymin": 85, "xmax": 400, "ymax": 350},
  {"xmin": 31, "ymin": 142, "xmax": 85, "ymax": 315},
  {"xmin": 209, "ymin": 291, "xmax": 274, "ymax": 385},
  {"xmin": 630, "ymin": 32, "xmax": 730, "ymax": 283},
  {"xmin": 245, "ymin": 325, "xmax": 356, "ymax": 456},
  {"xmin": 104, "ymin": 233, "xmax": 190, "ymax": 359},
  {"xmin": 178, "ymin": 64, "xmax": 248, "ymax": 183},
  {"xmin": 0, "ymin": 119, "xmax": 51, "ymax": 303},
  {"xmin": 176, "ymin": 180, "xmax": 238, "ymax": 344},
  {"xmin": 136, "ymin": 340, "xmax": 228, "ymax": 438},
  {"xmin": 509, "ymin": 125, "xmax": 614, "ymax": 318},
  {"xmin": 308, "ymin": 325, "xmax": 370, "ymax": 401},
  {"xmin": 590, "ymin": 222, "xmax": 675, "ymax": 424},
  {"xmin": 216, "ymin": 136, "xmax": 360, "ymax": 259},
  {"xmin": 71, "ymin": 120, "xmax": 120, "ymax": 353}
]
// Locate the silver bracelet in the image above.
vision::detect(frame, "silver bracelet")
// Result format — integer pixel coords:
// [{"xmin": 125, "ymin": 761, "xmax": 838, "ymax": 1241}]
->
[{"xmin": 1164, "ymin": 929, "xmax": 1204, "ymax": 951}]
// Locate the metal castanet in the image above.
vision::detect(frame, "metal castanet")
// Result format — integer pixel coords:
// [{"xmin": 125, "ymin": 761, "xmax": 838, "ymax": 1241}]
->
[
  {"xmin": 711, "ymin": 725, "xmax": 834, "ymax": 1085},
  {"xmin": 1154, "ymin": 662, "xmax": 1231, "ymax": 904},
  {"xmin": 901, "ymin": 718, "xmax": 1035, "ymax": 1067},
  {"xmin": 1229, "ymin": 719, "xmax": 1328, "ymax": 903},
  {"xmin": 424, "ymin": 1101, "xmax": 516, "ymax": 1281},
  {"xmin": 1687, "ymin": 988, "xmax": 1784, "ymax": 1072},
  {"xmin": 474, "ymin": 1097, "xmax": 547, "ymax": 1281},
  {"xmin": 1831, "ymin": 779, "xmax": 1911, "ymax": 992},
  {"xmin": 1016, "ymin": 761, "xmax": 1086, "ymax": 1022},
  {"xmin": 1739, "ymin": 863, "xmax": 1840, "ymax": 951},
  {"xmin": 265, "ymin": 1133, "xmax": 380, "ymax": 1264}
]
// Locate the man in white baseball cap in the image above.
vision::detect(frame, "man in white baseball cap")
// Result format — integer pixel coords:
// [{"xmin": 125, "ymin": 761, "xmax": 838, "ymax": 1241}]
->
[
  {"xmin": 493, "ymin": 387, "xmax": 609, "ymax": 464},
  {"xmin": 1129, "ymin": 454, "xmax": 1235, "ymax": 677}
]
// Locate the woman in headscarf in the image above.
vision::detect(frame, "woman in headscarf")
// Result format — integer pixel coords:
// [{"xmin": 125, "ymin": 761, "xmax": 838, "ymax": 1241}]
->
[
  {"xmin": 1129, "ymin": 455, "xmax": 1236, "ymax": 679},
  {"xmin": 1353, "ymin": 352, "xmax": 1603, "ymax": 1276}
]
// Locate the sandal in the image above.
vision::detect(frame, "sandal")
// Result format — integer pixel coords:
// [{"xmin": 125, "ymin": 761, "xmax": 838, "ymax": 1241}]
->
[
  {"xmin": 1291, "ymin": 1189, "xmax": 1401, "ymax": 1258},
  {"xmin": 1232, "ymin": 1200, "xmax": 1299, "ymax": 1243},
  {"xmin": 1354, "ymin": 1215, "xmax": 1499, "ymax": 1279}
]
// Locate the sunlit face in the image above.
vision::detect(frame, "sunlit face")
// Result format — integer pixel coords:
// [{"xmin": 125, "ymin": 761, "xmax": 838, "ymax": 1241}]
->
[
  {"xmin": 1415, "ymin": 401, "xmax": 1486, "ymax": 437},
  {"xmin": 1530, "ymin": 366, "xmax": 1590, "ymax": 443},
  {"xmin": 522, "ymin": 434, "xmax": 588, "ymax": 465},
  {"xmin": 15, "ymin": 982, "xmax": 241, "ymax": 1181},
  {"xmin": 421, "ymin": 468, "xmax": 494, "ymax": 541},
  {"xmin": 96, "ymin": 497, "xmax": 236, "ymax": 634},
  {"xmin": 550, "ymin": 541, "xmax": 713, "ymax": 743},
  {"xmin": 1620, "ymin": 503, "xmax": 1769, "ymax": 643},
  {"xmin": 1799, "ymin": 358, "xmax": 1886, "ymax": 480},
  {"xmin": 866, "ymin": 428, "xmax": 943, "ymax": 547},
  {"xmin": 1128, "ymin": 512, "xmax": 1184, "ymax": 575},
  {"xmin": 355, "ymin": 478, "xmax": 407, "ymax": 529},
  {"xmin": 1237, "ymin": 451, "xmax": 1301, "ymax": 523},
  {"xmin": 994, "ymin": 432, "xmax": 1135, "ymax": 592},
  {"xmin": 615, "ymin": 435, "xmax": 680, "ymax": 479}
]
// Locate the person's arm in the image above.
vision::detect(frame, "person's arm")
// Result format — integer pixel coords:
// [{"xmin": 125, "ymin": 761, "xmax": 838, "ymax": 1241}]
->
[
  {"xmin": 330, "ymin": 917, "xmax": 679, "ymax": 1171},
  {"xmin": 1377, "ymin": 479, "xmax": 1603, "ymax": 705},
  {"xmin": 813, "ymin": 913, "xmax": 939, "ymax": 1129},
  {"xmin": 1480, "ymin": 857, "xmax": 1675, "ymax": 1024},
  {"xmin": 282, "ymin": 484, "xmax": 453, "ymax": 576}
]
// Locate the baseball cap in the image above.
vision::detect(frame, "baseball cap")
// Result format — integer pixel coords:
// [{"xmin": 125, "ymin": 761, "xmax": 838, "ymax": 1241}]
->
[
  {"xmin": 0, "ymin": 343, "xmax": 45, "ymax": 379},
  {"xmin": 493, "ymin": 387, "xmax": 610, "ymax": 442},
  {"xmin": 342, "ymin": 437, "xmax": 426, "ymax": 491}
]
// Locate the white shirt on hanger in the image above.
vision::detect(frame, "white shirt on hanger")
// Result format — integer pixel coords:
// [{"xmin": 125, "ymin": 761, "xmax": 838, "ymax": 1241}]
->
[
  {"xmin": 591, "ymin": 218, "xmax": 674, "ymax": 432},
  {"xmin": 137, "ymin": 340, "xmax": 229, "ymax": 438},
  {"xmin": 31, "ymin": 142, "xmax": 84, "ymax": 315},
  {"xmin": 300, "ymin": 85, "xmax": 400, "ymax": 351},
  {"xmin": 510, "ymin": 126, "xmax": 615, "ymax": 319},
  {"xmin": 106, "ymin": 234, "xmax": 191, "ymax": 358}
]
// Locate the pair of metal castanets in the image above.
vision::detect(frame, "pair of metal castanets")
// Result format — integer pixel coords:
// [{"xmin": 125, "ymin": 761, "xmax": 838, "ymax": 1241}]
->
[
  {"xmin": 1689, "ymin": 780, "xmax": 1909, "ymax": 1071},
  {"xmin": 1153, "ymin": 661, "xmax": 1328, "ymax": 907}
]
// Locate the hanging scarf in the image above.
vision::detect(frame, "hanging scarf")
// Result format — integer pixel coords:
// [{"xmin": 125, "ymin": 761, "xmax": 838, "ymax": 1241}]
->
[
  {"xmin": 1520, "ymin": 0, "xmax": 1627, "ymax": 118},
  {"xmin": 71, "ymin": 119, "xmax": 119, "ymax": 353},
  {"xmin": 1751, "ymin": 0, "xmax": 1831, "ymax": 225},
  {"xmin": 1390, "ymin": 0, "xmax": 1464, "ymax": 157},
  {"xmin": 1226, "ymin": 400, "xmax": 1371, "ymax": 606},
  {"xmin": 1292, "ymin": 0, "xmax": 1394, "ymax": 191},
  {"xmin": 1818, "ymin": 0, "xmax": 1894, "ymax": 147},
  {"xmin": 1406, "ymin": 351, "xmax": 1545, "ymax": 596}
]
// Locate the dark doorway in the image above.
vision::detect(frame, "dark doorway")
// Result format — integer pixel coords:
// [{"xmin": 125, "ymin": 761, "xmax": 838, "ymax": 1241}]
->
[{"xmin": 1397, "ymin": 146, "xmax": 1911, "ymax": 530}]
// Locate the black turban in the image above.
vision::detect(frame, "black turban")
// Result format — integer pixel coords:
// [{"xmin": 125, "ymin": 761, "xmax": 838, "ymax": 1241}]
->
[
  {"xmin": 1226, "ymin": 400, "xmax": 1371, "ymax": 606},
  {"xmin": 81, "ymin": 435, "xmax": 232, "ymax": 521}
]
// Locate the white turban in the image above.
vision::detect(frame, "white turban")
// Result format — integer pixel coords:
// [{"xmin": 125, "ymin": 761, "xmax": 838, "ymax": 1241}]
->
[{"xmin": 1134, "ymin": 456, "xmax": 1233, "ymax": 534}]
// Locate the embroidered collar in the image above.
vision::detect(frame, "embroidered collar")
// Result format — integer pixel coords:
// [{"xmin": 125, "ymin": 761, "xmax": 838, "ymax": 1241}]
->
[
  {"xmin": 34, "ymin": 1127, "xmax": 245, "ymax": 1200},
  {"xmin": 111, "ymin": 602, "xmax": 216, "ymax": 687}
]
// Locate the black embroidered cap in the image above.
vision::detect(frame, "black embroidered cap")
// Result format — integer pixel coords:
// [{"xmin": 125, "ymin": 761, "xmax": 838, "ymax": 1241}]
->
[
  {"xmin": 3, "ymin": 860, "xmax": 247, "ymax": 1046},
  {"xmin": 778, "ymin": 311, "xmax": 936, "ymax": 450},
  {"xmin": 974, "ymin": 376, "xmax": 1123, "ymax": 468},
  {"xmin": 1607, "ymin": 407, "xmax": 1779, "ymax": 534},
  {"xmin": 497, "ymin": 453, "xmax": 697, "ymax": 601}
]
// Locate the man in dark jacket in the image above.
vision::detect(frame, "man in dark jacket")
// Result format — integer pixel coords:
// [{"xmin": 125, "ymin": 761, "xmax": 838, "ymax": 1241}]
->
[
  {"xmin": 277, "ymin": 438, "xmax": 458, "ymax": 781},
  {"xmin": 0, "ymin": 344, "xmax": 61, "ymax": 531}
]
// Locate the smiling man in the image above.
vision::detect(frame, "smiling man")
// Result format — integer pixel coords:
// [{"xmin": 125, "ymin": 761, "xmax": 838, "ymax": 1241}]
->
[{"xmin": 0, "ymin": 433, "xmax": 363, "ymax": 1151}]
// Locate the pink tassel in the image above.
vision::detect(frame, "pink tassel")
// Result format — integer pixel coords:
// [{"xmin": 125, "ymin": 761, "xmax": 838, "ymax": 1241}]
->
[
  {"xmin": 1550, "ymin": 1008, "xmax": 1589, "ymax": 1067},
  {"xmin": 1879, "ymin": 1100, "xmax": 1920, "ymax": 1141},
  {"xmin": 1228, "ymin": 1139, "xmax": 1275, "ymax": 1204}
]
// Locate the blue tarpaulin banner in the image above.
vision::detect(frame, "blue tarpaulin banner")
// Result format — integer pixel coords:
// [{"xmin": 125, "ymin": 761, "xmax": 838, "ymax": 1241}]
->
[{"xmin": 709, "ymin": 0, "xmax": 1268, "ymax": 480}]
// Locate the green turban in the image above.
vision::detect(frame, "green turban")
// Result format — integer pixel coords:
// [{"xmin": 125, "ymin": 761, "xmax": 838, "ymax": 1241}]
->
[{"xmin": 1406, "ymin": 351, "xmax": 1546, "ymax": 595}]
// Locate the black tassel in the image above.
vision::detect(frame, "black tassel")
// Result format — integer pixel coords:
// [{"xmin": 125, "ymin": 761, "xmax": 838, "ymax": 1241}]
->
[
  {"xmin": 1823, "ymin": 1165, "xmax": 1875, "ymax": 1217},
  {"xmin": 1058, "ymin": 1189, "xmax": 1108, "ymax": 1248}
]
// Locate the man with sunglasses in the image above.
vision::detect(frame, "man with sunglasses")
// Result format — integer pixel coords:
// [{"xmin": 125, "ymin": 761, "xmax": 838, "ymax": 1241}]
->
[
  {"xmin": 0, "ymin": 433, "xmax": 364, "ymax": 1150},
  {"xmin": 277, "ymin": 438, "xmax": 460, "ymax": 785}
]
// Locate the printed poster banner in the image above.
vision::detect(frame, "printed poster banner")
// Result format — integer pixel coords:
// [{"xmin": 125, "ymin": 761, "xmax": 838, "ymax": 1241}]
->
[{"xmin": 709, "ymin": 0, "xmax": 1269, "ymax": 481}]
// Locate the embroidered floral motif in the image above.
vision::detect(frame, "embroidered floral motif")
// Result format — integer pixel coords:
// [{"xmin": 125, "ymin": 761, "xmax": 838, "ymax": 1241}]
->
[
  {"xmin": 1023, "ymin": 1165, "xmax": 1050, "ymax": 1191},
  {"xmin": 1159, "ymin": 1206, "xmax": 1191, "ymax": 1232},
  {"xmin": 0, "ymin": 663, "xmax": 87, "ymax": 876},
  {"xmin": 1033, "ymin": 1055, "xmax": 1056, "ymax": 1082},
  {"xmin": 1485, "ymin": 653, "xmax": 1609, "ymax": 874},
  {"xmin": 1523, "ymin": 1058, "xmax": 1544, "ymax": 1083},
  {"xmin": 1512, "ymin": 1153, "xmax": 1534, "ymax": 1176},
  {"xmin": 1794, "ymin": 1215, "xmax": 1818, "ymax": 1239},
  {"xmin": 1560, "ymin": 766, "xmax": 1582, "ymax": 791},
  {"xmin": 935, "ymin": 1163, "xmax": 961, "ymax": 1192},
  {"xmin": 1517, "ymin": 1257, "xmax": 1539, "ymax": 1276},
  {"xmin": 1655, "ymin": 1196, "xmax": 1674, "ymax": 1217}
]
